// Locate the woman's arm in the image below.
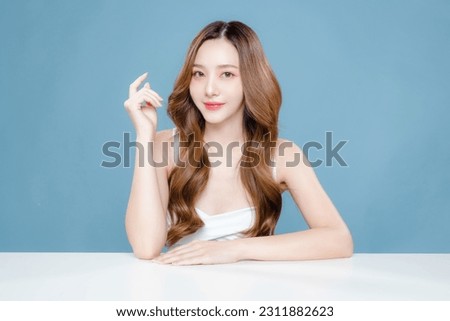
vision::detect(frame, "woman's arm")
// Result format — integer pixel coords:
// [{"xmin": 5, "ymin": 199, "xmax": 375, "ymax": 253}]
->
[
  {"xmin": 233, "ymin": 227, "xmax": 352, "ymax": 261},
  {"xmin": 234, "ymin": 139, "xmax": 353, "ymax": 261},
  {"xmin": 123, "ymin": 74, "xmax": 169, "ymax": 260},
  {"xmin": 125, "ymin": 130, "xmax": 170, "ymax": 259}
]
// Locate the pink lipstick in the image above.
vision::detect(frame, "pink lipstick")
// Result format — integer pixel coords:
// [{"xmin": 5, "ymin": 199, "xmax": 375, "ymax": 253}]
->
[{"xmin": 204, "ymin": 102, "xmax": 225, "ymax": 111}]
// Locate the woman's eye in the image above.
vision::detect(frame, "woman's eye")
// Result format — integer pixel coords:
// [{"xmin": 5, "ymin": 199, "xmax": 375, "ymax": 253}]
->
[
  {"xmin": 192, "ymin": 71, "xmax": 204, "ymax": 77},
  {"xmin": 222, "ymin": 72, "xmax": 234, "ymax": 78}
]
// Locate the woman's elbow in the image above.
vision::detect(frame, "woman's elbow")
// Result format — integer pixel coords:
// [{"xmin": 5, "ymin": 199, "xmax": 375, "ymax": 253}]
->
[
  {"xmin": 328, "ymin": 226, "xmax": 353, "ymax": 259},
  {"xmin": 133, "ymin": 248, "xmax": 161, "ymax": 260},
  {"xmin": 340, "ymin": 229, "xmax": 354, "ymax": 258},
  {"xmin": 132, "ymin": 243, "xmax": 164, "ymax": 260}
]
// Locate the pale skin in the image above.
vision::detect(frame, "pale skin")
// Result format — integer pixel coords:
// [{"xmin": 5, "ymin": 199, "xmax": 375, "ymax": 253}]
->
[{"xmin": 124, "ymin": 38, "xmax": 353, "ymax": 265}]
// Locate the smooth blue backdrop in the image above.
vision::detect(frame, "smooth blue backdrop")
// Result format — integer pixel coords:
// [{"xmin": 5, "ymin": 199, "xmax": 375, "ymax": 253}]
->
[{"xmin": 1, "ymin": 0, "xmax": 449, "ymax": 252}]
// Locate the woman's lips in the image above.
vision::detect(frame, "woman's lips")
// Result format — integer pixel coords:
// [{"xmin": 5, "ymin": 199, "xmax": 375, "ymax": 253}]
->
[{"xmin": 204, "ymin": 102, "xmax": 225, "ymax": 111}]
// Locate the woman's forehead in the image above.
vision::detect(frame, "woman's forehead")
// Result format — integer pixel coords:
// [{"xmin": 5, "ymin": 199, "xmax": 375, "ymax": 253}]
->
[{"xmin": 194, "ymin": 38, "xmax": 239, "ymax": 67}]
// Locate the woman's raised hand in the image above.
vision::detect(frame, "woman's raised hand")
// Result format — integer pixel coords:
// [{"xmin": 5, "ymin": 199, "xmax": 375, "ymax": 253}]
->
[{"xmin": 123, "ymin": 72, "xmax": 163, "ymax": 139}]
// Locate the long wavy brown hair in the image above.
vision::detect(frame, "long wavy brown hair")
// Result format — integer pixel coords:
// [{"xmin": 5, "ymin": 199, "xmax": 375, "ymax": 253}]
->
[{"xmin": 166, "ymin": 21, "xmax": 282, "ymax": 246}]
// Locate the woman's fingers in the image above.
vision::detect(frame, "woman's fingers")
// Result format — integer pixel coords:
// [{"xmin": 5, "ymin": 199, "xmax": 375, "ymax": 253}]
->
[
  {"xmin": 154, "ymin": 241, "xmax": 203, "ymax": 262},
  {"xmin": 163, "ymin": 252, "xmax": 202, "ymax": 265},
  {"xmin": 123, "ymin": 73, "xmax": 162, "ymax": 136},
  {"xmin": 154, "ymin": 248, "xmax": 202, "ymax": 264},
  {"xmin": 142, "ymin": 92, "xmax": 162, "ymax": 107},
  {"xmin": 124, "ymin": 92, "xmax": 161, "ymax": 112},
  {"xmin": 142, "ymin": 83, "xmax": 163, "ymax": 101},
  {"xmin": 129, "ymin": 72, "xmax": 148, "ymax": 97},
  {"xmin": 149, "ymin": 89, "xmax": 163, "ymax": 101}
]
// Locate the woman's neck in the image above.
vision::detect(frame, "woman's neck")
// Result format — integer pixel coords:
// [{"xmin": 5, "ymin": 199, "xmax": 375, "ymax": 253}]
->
[{"xmin": 203, "ymin": 122, "xmax": 245, "ymax": 147}]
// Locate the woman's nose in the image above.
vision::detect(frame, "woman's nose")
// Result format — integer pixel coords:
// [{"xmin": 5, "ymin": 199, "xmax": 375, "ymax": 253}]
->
[{"xmin": 205, "ymin": 77, "xmax": 219, "ymax": 97}]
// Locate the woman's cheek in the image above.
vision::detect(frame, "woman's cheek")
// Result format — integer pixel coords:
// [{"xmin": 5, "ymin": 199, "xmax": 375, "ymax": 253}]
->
[{"xmin": 189, "ymin": 83, "xmax": 200, "ymax": 99}]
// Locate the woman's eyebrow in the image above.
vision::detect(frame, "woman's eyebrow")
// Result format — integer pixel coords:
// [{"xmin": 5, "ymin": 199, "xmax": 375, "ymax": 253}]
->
[{"xmin": 193, "ymin": 64, "xmax": 239, "ymax": 69}]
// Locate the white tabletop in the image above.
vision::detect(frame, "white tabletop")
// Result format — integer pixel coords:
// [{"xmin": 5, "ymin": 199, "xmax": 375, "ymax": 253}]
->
[{"xmin": 0, "ymin": 253, "xmax": 448, "ymax": 300}]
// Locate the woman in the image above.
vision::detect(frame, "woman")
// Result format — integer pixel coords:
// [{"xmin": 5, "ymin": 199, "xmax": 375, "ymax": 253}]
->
[{"xmin": 123, "ymin": 21, "xmax": 353, "ymax": 265}]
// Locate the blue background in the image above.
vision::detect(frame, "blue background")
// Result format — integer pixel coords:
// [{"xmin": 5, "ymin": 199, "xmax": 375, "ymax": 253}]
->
[{"xmin": 1, "ymin": 0, "xmax": 449, "ymax": 253}]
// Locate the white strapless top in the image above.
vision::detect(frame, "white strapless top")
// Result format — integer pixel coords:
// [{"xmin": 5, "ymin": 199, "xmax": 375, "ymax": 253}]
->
[
  {"xmin": 167, "ymin": 206, "xmax": 256, "ymax": 247},
  {"xmin": 167, "ymin": 127, "xmax": 276, "ymax": 248}
]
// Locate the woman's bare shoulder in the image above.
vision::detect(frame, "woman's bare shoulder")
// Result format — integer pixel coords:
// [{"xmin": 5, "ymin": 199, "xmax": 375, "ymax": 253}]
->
[
  {"xmin": 155, "ymin": 127, "xmax": 176, "ymax": 142},
  {"xmin": 274, "ymin": 137, "xmax": 302, "ymax": 158},
  {"xmin": 153, "ymin": 128, "xmax": 177, "ymax": 176},
  {"xmin": 273, "ymin": 137, "xmax": 306, "ymax": 191}
]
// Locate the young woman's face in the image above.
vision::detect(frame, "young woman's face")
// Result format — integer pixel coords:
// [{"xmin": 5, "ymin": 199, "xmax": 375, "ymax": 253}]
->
[{"xmin": 189, "ymin": 38, "xmax": 244, "ymax": 125}]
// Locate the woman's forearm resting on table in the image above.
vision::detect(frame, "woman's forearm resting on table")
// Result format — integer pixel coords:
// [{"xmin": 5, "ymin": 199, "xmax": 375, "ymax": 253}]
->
[
  {"xmin": 126, "ymin": 140, "xmax": 167, "ymax": 259},
  {"xmin": 152, "ymin": 225, "xmax": 353, "ymax": 265},
  {"xmin": 233, "ymin": 226, "xmax": 353, "ymax": 261}
]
